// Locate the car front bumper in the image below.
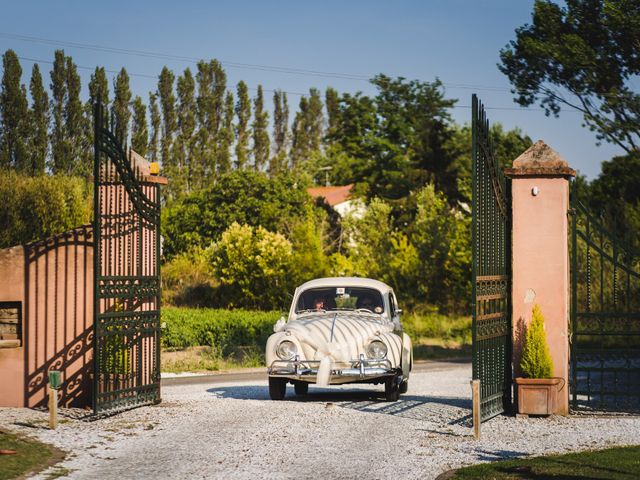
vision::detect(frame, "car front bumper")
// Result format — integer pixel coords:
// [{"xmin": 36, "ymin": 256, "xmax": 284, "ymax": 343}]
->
[{"xmin": 268, "ymin": 354, "xmax": 396, "ymax": 383}]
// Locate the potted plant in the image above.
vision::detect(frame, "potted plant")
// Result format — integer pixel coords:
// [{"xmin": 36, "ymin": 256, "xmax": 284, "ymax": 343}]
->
[{"xmin": 515, "ymin": 304, "xmax": 563, "ymax": 415}]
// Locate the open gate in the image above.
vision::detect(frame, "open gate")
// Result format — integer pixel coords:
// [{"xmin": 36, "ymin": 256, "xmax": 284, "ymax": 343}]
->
[
  {"xmin": 471, "ymin": 95, "xmax": 512, "ymax": 422},
  {"xmin": 570, "ymin": 187, "xmax": 640, "ymax": 412},
  {"xmin": 93, "ymin": 100, "xmax": 162, "ymax": 414}
]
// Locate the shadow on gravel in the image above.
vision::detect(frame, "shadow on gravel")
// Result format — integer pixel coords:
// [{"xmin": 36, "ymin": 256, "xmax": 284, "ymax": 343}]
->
[{"xmin": 206, "ymin": 384, "xmax": 472, "ymax": 426}]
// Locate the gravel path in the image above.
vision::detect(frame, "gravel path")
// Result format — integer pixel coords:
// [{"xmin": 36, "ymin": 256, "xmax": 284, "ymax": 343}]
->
[{"xmin": 1, "ymin": 362, "xmax": 638, "ymax": 479}]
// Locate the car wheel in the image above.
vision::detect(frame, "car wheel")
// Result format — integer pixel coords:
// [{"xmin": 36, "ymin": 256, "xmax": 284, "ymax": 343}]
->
[
  {"xmin": 384, "ymin": 376, "xmax": 400, "ymax": 402},
  {"xmin": 294, "ymin": 382, "xmax": 309, "ymax": 395},
  {"xmin": 399, "ymin": 379, "xmax": 408, "ymax": 394},
  {"xmin": 269, "ymin": 377, "xmax": 287, "ymax": 400}
]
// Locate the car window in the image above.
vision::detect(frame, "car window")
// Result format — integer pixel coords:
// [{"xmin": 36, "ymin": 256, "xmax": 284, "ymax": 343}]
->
[{"xmin": 296, "ymin": 287, "xmax": 384, "ymax": 314}]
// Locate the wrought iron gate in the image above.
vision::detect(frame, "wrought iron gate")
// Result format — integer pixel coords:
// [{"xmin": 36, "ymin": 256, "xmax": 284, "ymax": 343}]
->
[
  {"xmin": 570, "ymin": 186, "xmax": 640, "ymax": 412},
  {"xmin": 93, "ymin": 100, "xmax": 161, "ymax": 414},
  {"xmin": 471, "ymin": 95, "xmax": 512, "ymax": 422}
]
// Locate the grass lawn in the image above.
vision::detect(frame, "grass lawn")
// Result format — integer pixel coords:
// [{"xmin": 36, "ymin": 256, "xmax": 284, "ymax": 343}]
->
[
  {"xmin": 0, "ymin": 429, "xmax": 63, "ymax": 480},
  {"xmin": 448, "ymin": 445, "xmax": 640, "ymax": 479}
]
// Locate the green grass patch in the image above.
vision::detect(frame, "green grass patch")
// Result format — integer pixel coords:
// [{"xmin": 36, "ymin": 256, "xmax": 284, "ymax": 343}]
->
[
  {"xmin": 0, "ymin": 430, "xmax": 61, "ymax": 480},
  {"xmin": 449, "ymin": 445, "xmax": 640, "ymax": 479},
  {"xmin": 402, "ymin": 312, "xmax": 471, "ymax": 360}
]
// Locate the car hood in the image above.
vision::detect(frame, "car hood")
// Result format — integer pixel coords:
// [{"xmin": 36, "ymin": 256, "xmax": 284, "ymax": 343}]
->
[{"xmin": 284, "ymin": 312, "xmax": 398, "ymax": 363}]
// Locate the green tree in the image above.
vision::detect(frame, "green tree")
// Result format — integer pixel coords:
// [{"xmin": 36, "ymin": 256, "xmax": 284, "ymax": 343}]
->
[
  {"xmin": 217, "ymin": 91, "xmax": 234, "ymax": 174},
  {"xmin": 251, "ymin": 85, "xmax": 269, "ymax": 170},
  {"xmin": 131, "ymin": 96, "xmax": 148, "ymax": 156},
  {"xmin": 158, "ymin": 67, "xmax": 177, "ymax": 194},
  {"xmin": 174, "ymin": 68, "xmax": 197, "ymax": 194},
  {"xmin": 234, "ymin": 81, "xmax": 251, "ymax": 169},
  {"xmin": 270, "ymin": 89, "xmax": 289, "ymax": 175},
  {"xmin": 291, "ymin": 89, "xmax": 324, "ymax": 168},
  {"xmin": 325, "ymin": 87, "xmax": 340, "ymax": 143},
  {"xmin": 209, "ymin": 222, "xmax": 293, "ymax": 309},
  {"xmin": 148, "ymin": 92, "xmax": 161, "ymax": 162},
  {"xmin": 50, "ymin": 50, "xmax": 68, "ymax": 174},
  {"xmin": 113, "ymin": 67, "xmax": 131, "ymax": 142},
  {"xmin": 162, "ymin": 169, "xmax": 310, "ymax": 257},
  {"xmin": 0, "ymin": 49, "xmax": 29, "ymax": 171},
  {"xmin": 65, "ymin": 57, "xmax": 89, "ymax": 175},
  {"xmin": 88, "ymin": 66, "xmax": 109, "ymax": 106},
  {"xmin": 28, "ymin": 64, "xmax": 49, "ymax": 174},
  {"xmin": 499, "ymin": 0, "xmax": 640, "ymax": 153},
  {"xmin": 520, "ymin": 304, "xmax": 554, "ymax": 378}
]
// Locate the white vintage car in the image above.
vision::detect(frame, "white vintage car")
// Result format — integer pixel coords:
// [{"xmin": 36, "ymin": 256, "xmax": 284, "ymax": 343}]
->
[{"xmin": 266, "ymin": 277, "xmax": 412, "ymax": 401}]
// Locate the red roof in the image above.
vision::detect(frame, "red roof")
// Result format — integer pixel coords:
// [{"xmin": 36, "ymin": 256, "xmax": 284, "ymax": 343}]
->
[{"xmin": 307, "ymin": 184, "xmax": 353, "ymax": 206}]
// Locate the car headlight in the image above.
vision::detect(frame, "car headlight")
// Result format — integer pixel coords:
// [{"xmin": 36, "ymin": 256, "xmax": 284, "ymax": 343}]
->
[
  {"xmin": 276, "ymin": 340, "xmax": 297, "ymax": 360},
  {"xmin": 366, "ymin": 340, "xmax": 387, "ymax": 359}
]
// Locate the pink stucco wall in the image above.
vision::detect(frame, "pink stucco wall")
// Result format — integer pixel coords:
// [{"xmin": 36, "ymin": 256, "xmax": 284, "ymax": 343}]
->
[
  {"xmin": 511, "ymin": 176, "xmax": 570, "ymax": 414},
  {"xmin": 0, "ymin": 227, "xmax": 94, "ymax": 408}
]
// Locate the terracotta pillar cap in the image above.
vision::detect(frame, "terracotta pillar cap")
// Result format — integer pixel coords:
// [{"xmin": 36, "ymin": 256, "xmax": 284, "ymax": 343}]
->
[{"xmin": 504, "ymin": 140, "xmax": 576, "ymax": 178}]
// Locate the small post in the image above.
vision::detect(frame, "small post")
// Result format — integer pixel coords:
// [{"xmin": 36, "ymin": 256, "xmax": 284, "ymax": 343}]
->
[
  {"xmin": 48, "ymin": 371, "xmax": 61, "ymax": 429},
  {"xmin": 471, "ymin": 379, "xmax": 481, "ymax": 439}
]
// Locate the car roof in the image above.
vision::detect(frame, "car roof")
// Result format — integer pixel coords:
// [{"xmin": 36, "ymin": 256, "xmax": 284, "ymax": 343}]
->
[{"xmin": 297, "ymin": 277, "xmax": 392, "ymax": 293}]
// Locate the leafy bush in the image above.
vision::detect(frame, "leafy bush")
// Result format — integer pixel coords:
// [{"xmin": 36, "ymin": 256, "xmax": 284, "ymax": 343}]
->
[
  {"xmin": 161, "ymin": 307, "xmax": 281, "ymax": 355},
  {"xmin": 402, "ymin": 310, "xmax": 471, "ymax": 344},
  {"xmin": 0, "ymin": 170, "xmax": 92, "ymax": 248},
  {"xmin": 162, "ymin": 247, "xmax": 218, "ymax": 306},
  {"xmin": 520, "ymin": 304, "xmax": 554, "ymax": 378},
  {"xmin": 210, "ymin": 222, "xmax": 293, "ymax": 309}
]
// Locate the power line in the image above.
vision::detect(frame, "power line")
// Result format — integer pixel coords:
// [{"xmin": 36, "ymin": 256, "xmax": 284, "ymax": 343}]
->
[{"xmin": 1, "ymin": 30, "xmax": 520, "ymax": 94}]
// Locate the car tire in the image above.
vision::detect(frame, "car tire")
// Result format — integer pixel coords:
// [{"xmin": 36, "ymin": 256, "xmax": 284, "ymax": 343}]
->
[
  {"xmin": 384, "ymin": 376, "xmax": 400, "ymax": 402},
  {"xmin": 399, "ymin": 379, "xmax": 408, "ymax": 394},
  {"xmin": 269, "ymin": 377, "xmax": 287, "ymax": 400},
  {"xmin": 294, "ymin": 382, "xmax": 309, "ymax": 395}
]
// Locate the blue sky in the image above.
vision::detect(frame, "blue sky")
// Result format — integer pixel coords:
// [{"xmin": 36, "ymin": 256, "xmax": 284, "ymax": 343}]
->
[{"xmin": 0, "ymin": 0, "xmax": 624, "ymax": 179}]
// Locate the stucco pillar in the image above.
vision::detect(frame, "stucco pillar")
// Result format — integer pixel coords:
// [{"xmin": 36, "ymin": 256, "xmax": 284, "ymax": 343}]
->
[{"xmin": 505, "ymin": 141, "xmax": 575, "ymax": 415}]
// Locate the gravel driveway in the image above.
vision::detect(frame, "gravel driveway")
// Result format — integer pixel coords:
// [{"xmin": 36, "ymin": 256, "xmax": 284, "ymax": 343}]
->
[{"xmin": 1, "ymin": 361, "xmax": 638, "ymax": 480}]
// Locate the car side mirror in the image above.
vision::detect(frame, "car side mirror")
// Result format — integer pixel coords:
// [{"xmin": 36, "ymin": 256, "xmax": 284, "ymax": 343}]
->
[{"xmin": 395, "ymin": 309, "xmax": 403, "ymax": 315}]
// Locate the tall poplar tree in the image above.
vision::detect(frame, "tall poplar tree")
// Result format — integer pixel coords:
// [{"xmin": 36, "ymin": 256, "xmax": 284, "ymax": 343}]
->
[
  {"xmin": 131, "ymin": 96, "xmax": 148, "ymax": 156},
  {"xmin": 251, "ymin": 85, "xmax": 269, "ymax": 171},
  {"xmin": 270, "ymin": 89, "xmax": 289, "ymax": 175},
  {"xmin": 195, "ymin": 60, "xmax": 215, "ymax": 178},
  {"xmin": 65, "ymin": 56, "xmax": 88, "ymax": 175},
  {"xmin": 50, "ymin": 50, "xmax": 69, "ymax": 174},
  {"xmin": 0, "ymin": 49, "xmax": 29, "ymax": 171},
  {"xmin": 88, "ymin": 66, "xmax": 109, "ymax": 106},
  {"xmin": 305, "ymin": 88, "xmax": 323, "ymax": 153},
  {"xmin": 234, "ymin": 81, "xmax": 251, "ymax": 169},
  {"xmin": 175, "ymin": 68, "xmax": 196, "ymax": 193},
  {"xmin": 113, "ymin": 68, "xmax": 132, "ymax": 142},
  {"xmin": 291, "ymin": 89, "xmax": 324, "ymax": 167},
  {"xmin": 148, "ymin": 92, "xmax": 161, "ymax": 163},
  {"xmin": 158, "ymin": 67, "xmax": 177, "ymax": 192},
  {"xmin": 28, "ymin": 64, "xmax": 49, "ymax": 174},
  {"xmin": 290, "ymin": 96, "xmax": 308, "ymax": 168},
  {"xmin": 217, "ymin": 91, "xmax": 234, "ymax": 174},
  {"xmin": 325, "ymin": 87, "xmax": 339, "ymax": 143}
]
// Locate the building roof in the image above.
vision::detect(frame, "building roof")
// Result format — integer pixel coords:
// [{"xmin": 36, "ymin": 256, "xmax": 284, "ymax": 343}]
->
[{"xmin": 307, "ymin": 184, "xmax": 353, "ymax": 206}]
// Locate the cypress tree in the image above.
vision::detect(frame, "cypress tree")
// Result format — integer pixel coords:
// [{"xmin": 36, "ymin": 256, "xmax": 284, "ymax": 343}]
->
[
  {"xmin": 113, "ymin": 68, "xmax": 131, "ymax": 142},
  {"xmin": 270, "ymin": 89, "xmax": 289, "ymax": 175},
  {"xmin": 158, "ymin": 67, "xmax": 176, "ymax": 174},
  {"xmin": 50, "ymin": 50, "xmax": 69, "ymax": 174},
  {"xmin": 175, "ymin": 68, "xmax": 196, "ymax": 193},
  {"xmin": 65, "ymin": 56, "xmax": 88, "ymax": 175},
  {"xmin": 251, "ymin": 85, "xmax": 269, "ymax": 171},
  {"xmin": 28, "ymin": 64, "xmax": 49, "ymax": 174},
  {"xmin": 131, "ymin": 96, "xmax": 148, "ymax": 156},
  {"xmin": 217, "ymin": 91, "xmax": 234, "ymax": 175},
  {"xmin": 148, "ymin": 92, "xmax": 161, "ymax": 163},
  {"xmin": 234, "ymin": 81, "xmax": 251, "ymax": 169},
  {"xmin": 0, "ymin": 49, "xmax": 29, "ymax": 171}
]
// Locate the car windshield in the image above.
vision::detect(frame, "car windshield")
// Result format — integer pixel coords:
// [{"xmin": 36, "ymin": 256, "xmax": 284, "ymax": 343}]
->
[{"xmin": 295, "ymin": 287, "xmax": 384, "ymax": 314}]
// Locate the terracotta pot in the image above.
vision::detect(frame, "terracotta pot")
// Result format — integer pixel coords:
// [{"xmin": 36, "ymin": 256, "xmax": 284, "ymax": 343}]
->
[{"xmin": 515, "ymin": 377, "xmax": 564, "ymax": 415}]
